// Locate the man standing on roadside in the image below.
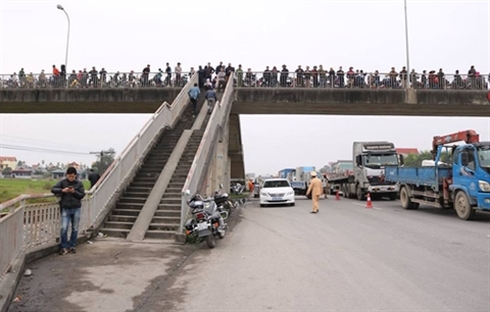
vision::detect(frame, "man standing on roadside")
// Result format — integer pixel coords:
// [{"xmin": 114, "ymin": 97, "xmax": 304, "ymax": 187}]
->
[
  {"xmin": 51, "ymin": 167, "xmax": 86, "ymax": 255},
  {"xmin": 306, "ymin": 171, "xmax": 322, "ymax": 214},
  {"xmin": 188, "ymin": 83, "xmax": 201, "ymax": 117}
]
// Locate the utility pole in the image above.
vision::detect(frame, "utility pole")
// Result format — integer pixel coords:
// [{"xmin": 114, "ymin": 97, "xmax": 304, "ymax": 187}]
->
[
  {"xmin": 89, "ymin": 150, "xmax": 116, "ymax": 173},
  {"xmin": 89, "ymin": 150, "xmax": 115, "ymax": 157}
]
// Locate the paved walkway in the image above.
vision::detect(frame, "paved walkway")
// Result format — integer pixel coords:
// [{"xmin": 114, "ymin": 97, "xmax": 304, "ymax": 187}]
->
[{"xmin": 9, "ymin": 239, "xmax": 197, "ymax": 312}]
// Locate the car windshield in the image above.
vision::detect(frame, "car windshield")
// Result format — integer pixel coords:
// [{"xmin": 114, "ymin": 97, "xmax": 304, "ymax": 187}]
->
[
  {"xmin": 263, "ymin": 180, "xmax": 290, "ymax": 188},
  {"xmin": 477, "ymin": 146, "xmax": 490, "ymax": 171},
  {"xmin": 364, "ymin": 154, "xmax": 398, "ymax": 168}
]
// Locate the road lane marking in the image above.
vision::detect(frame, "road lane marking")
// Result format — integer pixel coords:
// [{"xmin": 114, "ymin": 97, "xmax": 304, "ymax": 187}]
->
[{"xmin": 350, "ymin": 202, "xmax": 382, "ymax": 211}]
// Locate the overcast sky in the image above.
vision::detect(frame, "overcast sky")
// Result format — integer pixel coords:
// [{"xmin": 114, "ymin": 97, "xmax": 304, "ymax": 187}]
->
[{"xmin": 1, "ymin": 0, "xmax": 489, "ymax": 175}]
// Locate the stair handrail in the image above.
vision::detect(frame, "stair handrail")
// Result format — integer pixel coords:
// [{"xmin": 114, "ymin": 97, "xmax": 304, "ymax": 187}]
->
[
  {"xmin": 88, "ymin": 73, "xmax": 198, "ymax": 231},
  {"xmin": 180, "ymin": 75, "xmax": 235, "ymax": 232},
  {"xmin": 0, "ymin": 75, "xmax": 199, "ymax": 284}
]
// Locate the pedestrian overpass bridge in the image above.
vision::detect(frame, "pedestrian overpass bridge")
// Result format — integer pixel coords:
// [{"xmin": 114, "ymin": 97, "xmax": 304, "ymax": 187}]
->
[
  {"xmin": 1, "ymin": 75, "xmax": 490, "ymax": 309},
  {"xmin": 1, "ymin": 84, "xmax": 489, "ymax": 116}
]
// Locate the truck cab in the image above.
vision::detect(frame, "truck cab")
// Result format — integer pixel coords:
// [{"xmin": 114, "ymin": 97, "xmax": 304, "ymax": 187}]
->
[
  {"xmin": 451, "ymin": 143, "xmax": 490, "ymax": 212},
  {"xmin": 353, "ymin": 141, "xmax": 399, "ymax": 200}
]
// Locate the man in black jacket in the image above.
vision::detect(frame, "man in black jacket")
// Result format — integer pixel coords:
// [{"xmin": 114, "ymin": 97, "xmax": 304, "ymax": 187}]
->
[{"xmin": 51, "ymin": 167, "xmax": 86, "ymax": 255}]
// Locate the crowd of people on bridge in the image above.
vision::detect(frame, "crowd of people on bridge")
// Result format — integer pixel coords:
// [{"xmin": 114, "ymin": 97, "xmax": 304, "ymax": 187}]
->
[{"xmin": 2, "ymin": 62, "xmax": 489, "ymax": 90}]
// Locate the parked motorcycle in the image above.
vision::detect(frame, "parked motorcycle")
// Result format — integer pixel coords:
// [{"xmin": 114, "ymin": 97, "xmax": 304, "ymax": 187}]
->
[
  {"xmin": 214, "ymin": 183, "xmax": 235, "ymax": 217},
  {"xmin": 184, "ymin": 191, "xmax": 228, "ymax": 249},
  {"xmin": 231, "ymin": 183, "xmax": 245, "ymax": 195}
]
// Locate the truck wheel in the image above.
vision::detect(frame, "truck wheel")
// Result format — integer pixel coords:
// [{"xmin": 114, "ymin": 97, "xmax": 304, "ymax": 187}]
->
[
  {"xmin": 343, "ymin": 185, "xmax": 349, "ymax": 198},
  {"xmin": 400, "ymin": 186, "xmax": 413, "ymax": 209},
  {"xmin": 356, "ymin": 185, "xmax": 365, "ymax": 201},
  {"xmin": 454, "ymin": 191, "xmax": 475, "ymax": 220}
]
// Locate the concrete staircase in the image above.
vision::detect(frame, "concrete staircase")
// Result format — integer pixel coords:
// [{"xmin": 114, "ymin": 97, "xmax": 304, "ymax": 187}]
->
[
  {"xmin": 145, "ymin": 124, "xmax": 209, "ymax": 240},
  {"xmin": 99, "ymin": 105, "xmax": 195, "ymax": 238}
]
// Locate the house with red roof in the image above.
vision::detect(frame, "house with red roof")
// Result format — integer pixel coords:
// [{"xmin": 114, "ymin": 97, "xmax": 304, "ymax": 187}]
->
[{"xmin": 396, "ymin": 148, "xmax": 419, "ymax": 156}]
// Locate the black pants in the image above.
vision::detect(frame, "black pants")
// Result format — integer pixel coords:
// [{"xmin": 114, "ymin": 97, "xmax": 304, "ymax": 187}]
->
[{"xmin": 190, "ymin": 98, "xmax": 198, "ymax": 116}]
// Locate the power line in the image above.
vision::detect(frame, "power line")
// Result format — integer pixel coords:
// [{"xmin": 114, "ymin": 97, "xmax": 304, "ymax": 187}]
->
[
  {"xmin": 0, "ymin": 143, "xmax": 91, "ymax": 156},
  {"xmin": 0, "ymin": 134, "xmax": 98, "ymax": 152}
]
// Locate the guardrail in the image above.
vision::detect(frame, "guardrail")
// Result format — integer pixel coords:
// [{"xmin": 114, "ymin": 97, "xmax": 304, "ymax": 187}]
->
[
  {"xmin": 179, "ymin": 74, "xmax": 235, "ymax": 232},
  {"xmin": 0, "ymin": 71, "xmax": 193, "ymax": 89},
  {"xmin": 235, "ymin": 71, "xmax": 490, "ymax": 90},
  {"xmin": 0, "ymin": 73, "xmax": 197, "ymax": 282},
  {"xmin": 85, "ymin": 72, "xmax": 198, "ymax": 230}
]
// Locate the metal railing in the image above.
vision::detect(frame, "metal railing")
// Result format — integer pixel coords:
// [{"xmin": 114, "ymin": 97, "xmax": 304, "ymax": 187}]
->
[
  {"xmin": 83, "ymin": 72, "xmax": 198, "ymax": 230},
  {"xmin": 234, "ymin": 71, "xmax": 490, "ymax": 90},
  {"xmin": 0, "ymin": 74, "xmax": 197, "ymax": 282},
  {"xmin": 0, "ymin": 71, "xmax": 193, "ymax": 89},
  {"xmin": 0, "ymin": 201, "xmax": 24, "ymax": 281},
  {"xmin": 179, "ymin": 74, "xmax": 235, "ymax": 232}
]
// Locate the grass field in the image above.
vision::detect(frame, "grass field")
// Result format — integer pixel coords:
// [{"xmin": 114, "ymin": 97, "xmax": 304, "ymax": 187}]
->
[{"xmin": 0, "ymin": 179, "xmax": 91, "ymax": 204}]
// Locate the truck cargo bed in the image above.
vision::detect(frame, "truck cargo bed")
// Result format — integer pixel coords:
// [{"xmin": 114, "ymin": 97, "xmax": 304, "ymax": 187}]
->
[{"xmin": 385, "ymin": 166, "xmax": 452, "ymax": 188}]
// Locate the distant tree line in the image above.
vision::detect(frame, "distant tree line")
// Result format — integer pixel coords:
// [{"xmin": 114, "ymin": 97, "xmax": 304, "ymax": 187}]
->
[{"xmin": 402, "ymin": 150, "xmax": 452, "ymax": 167}]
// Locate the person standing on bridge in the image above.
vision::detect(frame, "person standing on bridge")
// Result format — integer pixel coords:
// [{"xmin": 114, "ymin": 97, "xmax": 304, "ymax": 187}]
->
[
  {"xmin": 51, "ymin": 167, "xmax": 86, "ymax": 255},
  {"xmin": 188, "ymin": 83, "xmax": 201, "ymax": 117},
  {"xmin": 306, "ymin": 171, "xmax": 323, "ymax": 214}
]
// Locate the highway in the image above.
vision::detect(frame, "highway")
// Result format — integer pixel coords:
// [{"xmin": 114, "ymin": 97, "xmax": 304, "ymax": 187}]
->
[
  {"xmin": 9, "ymin": 196, "xmax": 490, "ymax": 312},
  {"xmin": 164, "ymin": 196, "xmax": 490, "ymax": 311}
]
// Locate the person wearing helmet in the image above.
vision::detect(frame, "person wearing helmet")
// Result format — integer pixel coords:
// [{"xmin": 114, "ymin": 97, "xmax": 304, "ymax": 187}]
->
[{"xmin": 306, "ymin": 171, "xmax": 322, "ymax": 213}]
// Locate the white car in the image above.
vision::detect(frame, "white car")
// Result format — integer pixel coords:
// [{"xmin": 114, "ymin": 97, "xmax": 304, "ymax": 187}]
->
[{"xmin": 259, "ymin": 178, "xmax": 295, "ymax": 207}]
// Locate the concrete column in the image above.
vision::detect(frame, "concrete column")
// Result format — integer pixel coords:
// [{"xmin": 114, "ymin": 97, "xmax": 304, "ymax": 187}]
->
[{"xmin": 405, "ymin": 88, "xmax": 417, "ymax": 104}]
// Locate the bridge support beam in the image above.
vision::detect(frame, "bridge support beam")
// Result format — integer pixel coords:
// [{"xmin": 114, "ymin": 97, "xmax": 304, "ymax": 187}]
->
[
  {"xmin": 203, "ymin": 122, "xmax": 231, "ymax": 196},
  {"xmin": 228, "ymin": 114, "xmax": 245, "ymax": 180}
]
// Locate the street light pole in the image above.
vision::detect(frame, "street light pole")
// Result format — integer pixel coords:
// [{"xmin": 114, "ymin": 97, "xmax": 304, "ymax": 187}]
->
[
  {"xmin": 404, "ymin": 0, "xmax": 411, "ymax": 88},
  {"xmin": 57, "ymin": 4, "xmax": 71, "ymax": 71}
]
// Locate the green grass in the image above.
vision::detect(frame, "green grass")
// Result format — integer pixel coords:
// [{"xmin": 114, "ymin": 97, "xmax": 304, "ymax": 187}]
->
[
  {"xmin": 0, "ymin": 179, "xmax": 91, "ymax": 204},
  {"xmin": 229, "ymin": 193, "xmax": 249, "ymax": 200}
]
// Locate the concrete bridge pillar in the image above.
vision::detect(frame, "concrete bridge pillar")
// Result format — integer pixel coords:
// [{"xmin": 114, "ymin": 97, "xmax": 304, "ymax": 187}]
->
[{"xmin": 204, "ymin": 122, "xmax": 230, "ymax": 196}]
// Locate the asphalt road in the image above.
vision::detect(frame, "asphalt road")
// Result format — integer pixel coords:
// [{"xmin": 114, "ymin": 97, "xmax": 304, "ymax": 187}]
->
[
  {"xmin": 9, "ymin": 196, "xmax": 490, "ymax": 312},
  {"xmin": 163, "ymin": 196, "xmax": 490, "ymax": 312}
]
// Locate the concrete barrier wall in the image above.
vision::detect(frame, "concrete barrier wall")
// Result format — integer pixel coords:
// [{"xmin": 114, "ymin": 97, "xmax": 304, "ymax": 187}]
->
[
  {"xmin": 0, "ymin": 88, "xmax": 182, "ymax": 103},
  {"xmin": 415, "ymin": 90, "xmax": 489, "ymax": 105},
  {"xmin": 234, "ymin": 88, "xmax": 407, "ymax": 104},
  {"xmin": 234, "ymin": 88, "xmax": 490, "ymax": 105}
]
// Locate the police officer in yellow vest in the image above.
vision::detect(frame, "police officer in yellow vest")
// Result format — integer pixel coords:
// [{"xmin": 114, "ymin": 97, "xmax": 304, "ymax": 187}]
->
[{"xmin": 306, "ymin": 171, "xmax": 323, "ymax": 213}]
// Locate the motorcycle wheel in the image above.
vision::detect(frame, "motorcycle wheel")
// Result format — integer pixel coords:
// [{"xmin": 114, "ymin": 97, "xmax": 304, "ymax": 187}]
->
[{"xmin": 204, "ymin": 235, "xmax": 216, "ymax": 249}]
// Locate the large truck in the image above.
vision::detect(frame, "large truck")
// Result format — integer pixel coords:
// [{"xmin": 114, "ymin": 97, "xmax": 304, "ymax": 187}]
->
[
  {"xmin": 326, "ymin": 160, "xmax": 353, "ymax": 194},
  {"xmin": 327, "ymin": 141, "xmax": 400, "ymax": 200},
  {"xmin": 278, "ymin": 168, "xmax": 295, "ymax": 180},
  {"xmin": 385, "ymin": 130, "xmax": 490, "ymax": 220},
  {"xmin": 289, "ymin": 166, "xmax": 328, "ymax": 197}
]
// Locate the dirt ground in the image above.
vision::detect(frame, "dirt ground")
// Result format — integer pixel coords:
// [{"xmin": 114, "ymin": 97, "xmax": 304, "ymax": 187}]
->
[{"xmin": 8, "ymin": 202, "xmax": 245, "ymax": 312}]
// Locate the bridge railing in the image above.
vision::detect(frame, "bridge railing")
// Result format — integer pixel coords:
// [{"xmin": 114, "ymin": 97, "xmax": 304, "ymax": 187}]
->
[
  {"xmin": 0, "ymin": 71, "xmax": 193, "ymax": 89},
  {"xmin": 87, "ymin": 72, "xmax": 198, "ymax": 229},
  {"xmin": 179, "ymin": 74, "xmax": 235, "ymax": 232},
  {"xmin": 234, "ymin": 71, "xmax": 490, "ymax": 90},
  {"xmin": 0, "ymin": 74, "xmax": 198, "ymax": 282}
]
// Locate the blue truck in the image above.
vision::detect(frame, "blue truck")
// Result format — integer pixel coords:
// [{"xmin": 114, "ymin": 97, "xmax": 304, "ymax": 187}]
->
[{"xmin": 385, "ymin": 130, "xmax": 490, "ymax": 220}]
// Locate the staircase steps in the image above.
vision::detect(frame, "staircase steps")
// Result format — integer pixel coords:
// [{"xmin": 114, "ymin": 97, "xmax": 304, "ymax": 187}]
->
[
  {"xmin": 100, "ymin": 103, "xmax": 195, "ymax": 238},
  {"xmin": 145, "ymin": 111, "xmax": 212, "ymax": 240}
]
